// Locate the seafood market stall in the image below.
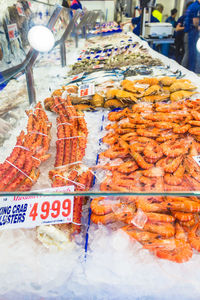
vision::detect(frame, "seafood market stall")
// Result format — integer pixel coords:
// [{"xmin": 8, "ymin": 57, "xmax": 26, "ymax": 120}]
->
[{"xmin": 1, "ymin": 7, "xmax": 200, "ymax": 298}]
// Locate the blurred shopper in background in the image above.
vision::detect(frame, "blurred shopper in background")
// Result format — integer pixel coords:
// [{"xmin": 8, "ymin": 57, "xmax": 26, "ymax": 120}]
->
[
  {"xmin": 166, "ymin": 8, "xmax": 178, "ymax": 27},
  {"xmin": 70, "ymin": 0, "xmax": 82, "ymax": 10},
  {"xmin": 174, "ymin": 1, "xmax": 194, "ymax": 64},
  {"xmin": 62, "ymin": 0, "xmax": 70, "ymax": 8},
  {"xmin": 182, "ymin": 0, "xmax": 200, "ymax": 72},
  {"xmin": 19, "ymin": 0, "xmax": 33, "ymax": 46},
  {"xmin": 131, "ymin": 8, "xmax": 159, "ymax": 36},
  {"xmin": 152, "ymin": 4, "xmax": 164, "ymax": 22},
  {"xmin": 115, "ymin": 0, "xmax": 126, "ymax": 24},
  {"xmin": 162, "ymin": 8, "xmax": 178, "ymax": 57}
]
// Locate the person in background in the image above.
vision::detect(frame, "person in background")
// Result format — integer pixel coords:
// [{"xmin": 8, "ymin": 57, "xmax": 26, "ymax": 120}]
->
[
  {"xmin": 5, "ymin": 5, "xmax": 25, "ymax": 48},
  {"xmin": 162, "ymin": 8, "xmax": 177, "ymax": 57},
  {"xmin": 152, "ymin": 3, "xmax": 164, "ymax": 22},
  {"xmin": 20, "ymin": 0, "xmax": 31, "ymax": 14},
  {"xmin": 182, "ymin": 0, "xmax": 200, "ymax": 72},
  {"xmin": 62, "ymin": 0, "xmax": 70, "ymax": 8},
  {"xmin": 115, "ymin": 0, "xmax": 125, "ymax": 24},
  {"xmin": 70, "ymin": 0, "xmax": 82, "ymax": 11},
  {"xmin": 166, "ymin": 8, "xmax": 178, "ymax": 28},
  {"xmin": 16, "ymin": 0, "xmax": 33, "ymax": 47},
  {"xmin": 174, "ymin": 2, "xmax": 194, "ymax": 64},
  {"xmin": 131, "ymin": 8, "xmax": 159, "ymax": 36}
]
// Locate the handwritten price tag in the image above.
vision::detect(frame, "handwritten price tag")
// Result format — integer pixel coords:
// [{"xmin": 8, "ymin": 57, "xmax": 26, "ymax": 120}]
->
[
  {"xmin": 0, "ymin": 186, "xmax": 74, "ymax": 230},
  {"xmin": 7, "ymin": 24, "xmax": 19, "ymax": 41},
  {"xmin": 78, "ymin": 83, "xmax": 95, "ymax": 97}
]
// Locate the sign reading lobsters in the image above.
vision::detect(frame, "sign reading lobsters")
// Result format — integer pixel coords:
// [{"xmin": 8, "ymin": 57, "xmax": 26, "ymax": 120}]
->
[{"xmin": 0, "ymin": 187, "xmax": 74, "ymax": 229}]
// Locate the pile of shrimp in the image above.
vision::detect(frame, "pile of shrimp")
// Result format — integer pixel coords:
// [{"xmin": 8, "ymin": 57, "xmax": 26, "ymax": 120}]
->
[
  {"xmin": 90, "ymin": 196, "xmax": 200, "ymax": 263},
  {"xmin": 97, "ymin": 99, "xmax": 200, "ymax": 192}
]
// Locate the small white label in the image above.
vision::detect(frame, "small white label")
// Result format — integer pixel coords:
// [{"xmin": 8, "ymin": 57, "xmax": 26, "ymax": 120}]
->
[
  {"xmin": 93, "ymin": 64, "xmax": 104, "ymax": 69},
  {"xmin": 193, "ymin": 156, "xmax": 200, "ymax": 166},
  {"xmin": 0, "ymin": 186, "xmax": 74, "ymax": 230},
  {"xmin": 71, "ymin": 73, "xmax": 84, "ymax": 82},
  {"xmin": 78, "ymin": 83, "xmax": 95, "ymax": 97},
  {"xmin": 16, "ymin": 3, "xmax": 25, "ymax": 16},
  {"xmin": 7, "ymin": 24, "xmax": 19, "ymax": 41}
]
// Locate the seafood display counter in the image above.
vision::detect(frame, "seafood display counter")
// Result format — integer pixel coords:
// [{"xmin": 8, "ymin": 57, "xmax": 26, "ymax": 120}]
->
[{"xmin": 1, "ymin": 31, "xmax": 200, "ymax": 299}]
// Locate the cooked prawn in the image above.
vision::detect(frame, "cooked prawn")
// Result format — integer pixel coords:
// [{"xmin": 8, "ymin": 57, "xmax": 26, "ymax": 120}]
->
[
  {"xmin": 130, "ymin": 142, "xmax": 145, "ymax": 153},
  {"xmin": 184, "ymin": 156, "xmax": 200, "ymax": 182},
  {"xmin": 105, "ymin": 123, "xmax": 118, "ymax": 131},
  {"xmin": 161, "ymin": 140, "xmax": 189, "ymax": 157},
  {"xmin": 172, "ymin": 212, "xmax": 194, "ymax": 222},
  {"xmin": 144, "ymin": 238, "xmax": 193, "ymax": 263},
  {"xmin": 108, "ymin": 108, "xmax": 130, "ymax": 122},
  {"xmin": 156, "ymin": 133, "xmax": 178, "ymax": 143},
  {"xmin": 164, "ymin": 164, "xmax": 185, "ymax": 186},
  {"xmin": 158, "ymin": 155, "xmax": 183, "ymax": 173},
  {"xmin": 132, "ymin": 103, "xmax": 153, "ymax": 113},
  {"xmin": 120, "ymin": 132, "xmax": 138, "ymax": 141},
  {"xmin": 189, "ymin": 141, "xmax": 199, "ymax": 156},
  {"xmin": 121, "ymin": 225, "xmax": 161, "ymax": 243},
  {"xmin": 102, "ymin": 132, "xmax": 118, "ymax": 145},
  {"xmin": 189, "ymin": 127, "xmax": 200, "ymax": 135},
  {"xmin": 153, "ymin": 122, "xmax": 174, "ymax": 129},
  {"xmin": 144, "ymin": 212, "xmax": 175, "ymax": 223},
  {"xmin": 155, "ymin": 102, "xmax": 183, "ymax": 112},
  {"xmin": 173, "ymin": 124, "xmax": 191, "ymax": 134},
  {"xmin": 99, "ymin": 147, "xmax": 128, "ymax": 159},
  {"xmin": 175, "ymin": 222, "xmax": 187, "ymax": 241},
  {"xmin": 143, "ymin": 167, "xmax": 164, "ymax": 177},
  {"xmin": 91, "ymin": 197, "xmax": 121, "ymax": 215},
  {"xmin": 136, "ymin": 197, "xmax": 168, "ymax": 213},
  {"xmin": 91, "ymin": 209, "xmax": 133, "ymax": 225},
  {"xmin": 188, "ymin": 120, "xmax": 200, "ymax": 126},
  {"xmin": 191, "ymin": 110, "xmax": 200, "ymax": 121},
  {"xmin": 184, "ymin": 99, "xmax": 200, "ymax": 109},
  {"xmin": 180, "ymin": 218, "xmax": 196, "ymax": 228},
  {"xmin": 130, "ymin": 221, "xmax": 175, "ymax": 238},
  {"xmin": 166, "ymin": 199, "xmax": 200, "ymax": 213},
  {"xmin": 130, "ymin": 151, "xmax": 153, "ymax": 169},
  {"xmin": 118, "ymin": 161, "xmax": 139, "ymax": 173},
  {"xmin": 188, "ymin": 222, "xmax": 200, "ymax": 252},
  {"xmin": 143, "ymin": 143, "xmax": 163, "ymax": 160},
  {"xmin": 137, "ymin": 128, "xmax": 160, "ymax": 138}
]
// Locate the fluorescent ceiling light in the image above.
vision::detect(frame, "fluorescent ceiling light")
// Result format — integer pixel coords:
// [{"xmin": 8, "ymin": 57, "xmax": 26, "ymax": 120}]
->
[{"xmin": 28, "ymin": 25, "xmax": 55, "ymax": 52}]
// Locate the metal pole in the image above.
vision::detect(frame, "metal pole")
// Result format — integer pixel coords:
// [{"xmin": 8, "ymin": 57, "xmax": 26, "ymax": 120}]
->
[
  {"xmin": 60, "ymin": 43, "xmax": 67, "ymax": 67},
  {"xmin": 75, "ymin": 31, "xmax": 79, "ymax": 48},
  {"xmin": 25, "ymin": 66, "xmax": 36, "ymax": 105},
  {"xmin": 140, "ymin": 7, "xmax": 146, "ymax": 37},
  {"xmin": 148, "ymin": 7, "xmax": 152, "ymax": 22}
]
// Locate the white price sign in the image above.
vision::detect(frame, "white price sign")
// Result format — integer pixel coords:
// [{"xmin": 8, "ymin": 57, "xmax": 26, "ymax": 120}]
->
[
  {"xmin": 7, "ymin": 24, "xmax": 19, "ymax": 41},
  {"xmin": 16, "ymin": 3, "xmax": 25, "ymax": 16},
  {"xmin": 0, "ymin": 186, "xmax": 74, "ymax": 230},
  {"xmin": 78, "ymin": 83, "xmax": 95, "ymax": 97}
]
